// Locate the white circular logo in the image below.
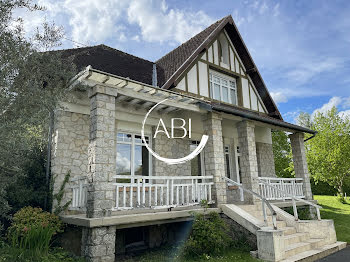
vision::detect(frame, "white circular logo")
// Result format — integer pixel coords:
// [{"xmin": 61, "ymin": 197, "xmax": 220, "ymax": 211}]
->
[{"xmin": 141, "ymin": 98, "xmax": 208, "ymax": 165}]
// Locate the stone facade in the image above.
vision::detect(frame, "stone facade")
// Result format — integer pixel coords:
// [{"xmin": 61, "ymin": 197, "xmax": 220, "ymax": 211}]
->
[
  {"xmin": 87, "ymin": 89, "xmax": 117, "ymax": 218},
  {"xmin": 81, "ymin": 226, "xmax": 117, "ymax": 262},
  {"xmin": 51, "ymin": 110, "xmax": 89, "ymax": 210},
  {"xmin": 289, "ymin": 132, "xmax": 313, "ymax": 200},
  {"xmin": 152, "ymin": 131, "xmax": 191, "ymax": 177},
  {"xmin": 256, "ymin": 142, "xmax": 276, "ymax": 177},
  {"xmin": 203, "ymin": 113, "xmax": 227, "ymax": 206},
  {"xmin": 237, "ymin": 121, "xmax": 259, "ymax": 204}
]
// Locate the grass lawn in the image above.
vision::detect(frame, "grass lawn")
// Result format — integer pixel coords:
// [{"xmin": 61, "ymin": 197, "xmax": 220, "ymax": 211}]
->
[
  {"xmin": 120, "ymin": 247, "xmax": 261, "ymax": 262},
  {"xmin": 314, "ymin": 195, "xmax": 350, "ymax": 243}
]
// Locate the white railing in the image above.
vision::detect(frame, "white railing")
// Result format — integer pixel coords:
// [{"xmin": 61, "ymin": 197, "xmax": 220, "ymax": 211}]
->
[
  {"xmin": 257, "ymin": 178, "xmax": 322, "ymax": 221},
  {"xmin": 258, "ymin": 177, "xmax": 304, "ymax": 201},
  {"xmin": 71, "ymin": 176, "xmax": 88, "ymax": 209},
  {"xmin": 224, "ymin": 177, "xmax": 277, "ymax": 229},
  {"xmin": 113, "ymin": 175, "xmax": 214, "ymax": 210}
]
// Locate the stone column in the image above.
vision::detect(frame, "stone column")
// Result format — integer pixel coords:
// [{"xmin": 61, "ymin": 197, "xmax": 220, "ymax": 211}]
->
[
  {"xmin": 83, "ymin": 85, "xmax": 118, "ymax": 262},
  {"xmin": 203, "ymin": 112, "xmax": 227, "ymax": 206},
  {"xmin": 81, "ymin": 226, "xmax": 116, "ymax": 262},
  {"xmin": 237, "ymin": 121, "xmax": 259, "ymax": 204},
  {"xmin": 289, "ymin": 132, "xmax": 313, "ymax": 200}
]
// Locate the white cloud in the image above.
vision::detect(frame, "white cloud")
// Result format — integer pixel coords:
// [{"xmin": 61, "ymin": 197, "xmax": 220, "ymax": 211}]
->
[
  {"xmin": 63, "ymin": 0, "xmax": 128, "ymax": 44},
  {"xmin": 312, "ymin": 96, "xmax": 350, "ymax": 119},
  {"xmin": 270, "ymin": 92, "xmax": 288, "ymax": 104},
  {"xmin": 127, "ymin": 0, "xmax": 213, "ymax": 43}
]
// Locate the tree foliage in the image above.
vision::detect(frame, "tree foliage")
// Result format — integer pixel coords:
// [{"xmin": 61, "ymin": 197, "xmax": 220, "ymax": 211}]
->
[
  {"xmin": 0, "ymin": 0, "xmax": 75, "ymax": 231},
  {"xmin": 272, "ymin": 130, "xmax": 293, "ymax": 178},
  {"xmin": 306, "ymin": 107, "xmax": 350, "ymax": 196}
]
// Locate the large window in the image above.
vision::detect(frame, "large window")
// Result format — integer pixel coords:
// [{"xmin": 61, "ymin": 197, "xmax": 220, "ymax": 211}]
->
[
  {"xmin": 116, "ymin": 133, "xmax": 150, "ymax": 178},
  {"xmin": 209, "ymin": 72, "xmax": 237, "ymax": 105}
]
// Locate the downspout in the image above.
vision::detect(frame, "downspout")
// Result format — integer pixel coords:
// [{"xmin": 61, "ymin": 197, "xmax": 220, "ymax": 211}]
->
[
  {"xmin": 44, "ymin": 110, "xmax": 54, "ymax": 211},
  {"xmin": 152, "ymin": 64, "xmax": 158, "ymax": 87},
  {"xmin": 304, "ymin": 132, "xmax": 317, "ymax": 142}
]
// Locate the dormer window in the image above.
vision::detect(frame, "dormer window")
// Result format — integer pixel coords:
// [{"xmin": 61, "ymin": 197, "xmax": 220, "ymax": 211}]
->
[{"xmin": 209, "ymin": 71, "xmax": 237, "ymax": 105}]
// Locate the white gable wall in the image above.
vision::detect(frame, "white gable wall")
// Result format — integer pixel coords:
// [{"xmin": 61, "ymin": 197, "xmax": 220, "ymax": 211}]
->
[{"xmin": 173, "ymin": 29, "xmax": 268, "ymax": 114}]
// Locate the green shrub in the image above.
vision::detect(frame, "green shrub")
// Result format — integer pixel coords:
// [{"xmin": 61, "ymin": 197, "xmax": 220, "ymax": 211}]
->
[
  {"xmin": 184, "ymin": 212, "xmax": 232, "ymax": 258},
  {"xmin": 7, "ymin": 207, "xmax": 63, "ymax": 258}
]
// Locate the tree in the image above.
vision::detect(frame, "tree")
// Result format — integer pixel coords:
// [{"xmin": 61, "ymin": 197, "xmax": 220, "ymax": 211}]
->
[
  {"xmin": 306, "ymin": 107, "xmax": 350, "ymax": 197},
  {"xmin": 0, "ymin": 0, "xmax": 75, "ymax": 231},
  {"xmin": 272, "ymin": 130, "xmax": 293, "ymax": 178}
]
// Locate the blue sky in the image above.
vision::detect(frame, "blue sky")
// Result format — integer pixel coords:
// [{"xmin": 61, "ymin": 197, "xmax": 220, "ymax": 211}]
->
[{"xmin": 17, "ymin": 0, "xmax": 350, "ymax": 123}]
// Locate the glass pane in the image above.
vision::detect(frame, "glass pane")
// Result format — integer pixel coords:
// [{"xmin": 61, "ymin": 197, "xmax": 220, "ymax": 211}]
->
[
  {"xmin": 134, "ymin": 145, "xmax": 149, "ymax": 176},
  {"xmin": 237, "ymin": 156, "xmax": 242, "ymax": 183},
  {"xmin": 225, "ymin": 154, "xmax": 230, "ymax": 178},
  {"xmin": 214, "ymin": 76, "xmax": 220, "ymax": 84},
  {"xmin": 135, "ymin": 135, "xmax": 149, "ymax": 144},
  {"xmin": 191, "ymin": 155, "xmax": 201, "ymax": 176},
  {"xmin": 222, "ymin": 87, "xmax": 229, "ymax": 103},
  {"xmin": 222, "ymin": 79, "xmax": 228, "ymax": 86},
  {"xmin": 116, "ymin": 144, "xmax": 131, "ymax": 176},
  {"xmin": 230, "ymin": 81, "xmax": 236, "ymax": 88},
  {"xmin": 230, "ymin": 89, "xmax": 237, "ymax": 105},
  {"xmin": 214, "ymin": 83, "xmax": 220, "ymax": 100},
  {"xmin": 117, "ymin": 133, "xmax": 131, "ymax": 143}
]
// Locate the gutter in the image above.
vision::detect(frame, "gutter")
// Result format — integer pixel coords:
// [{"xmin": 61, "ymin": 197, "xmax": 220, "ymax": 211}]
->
[{"xmin": 211, "ymin": 103, "xmax": 317, "ymax": 135}]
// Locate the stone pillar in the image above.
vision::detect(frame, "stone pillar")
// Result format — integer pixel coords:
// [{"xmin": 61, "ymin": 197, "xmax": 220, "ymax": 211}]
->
[
  {"xmin": 237, "ymin": 121, "xmax": 259, "ymax": 204},
  {"xmin": 256, "ymin": 142, "xmax": 276, "ymax": 177},
  {"xmin": 203, "ymin": 112, "xmax": 227, "ymax": 206},
  {"xmin": 81, "ymin": 226, "xmax": 117, "ymax": 262},
  {"xmin": 289, "ymin": 132, "xmax": 313, "ymax": 200},
  {"xmin": 83, "ymin": 85, "xmax": 118, "ymax": 262}
]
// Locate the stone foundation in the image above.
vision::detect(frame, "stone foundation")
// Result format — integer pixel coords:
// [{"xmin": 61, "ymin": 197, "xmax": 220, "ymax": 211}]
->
[{"xmin": 81, "ymin": 226, "xmax": 117, "ymax": 262}]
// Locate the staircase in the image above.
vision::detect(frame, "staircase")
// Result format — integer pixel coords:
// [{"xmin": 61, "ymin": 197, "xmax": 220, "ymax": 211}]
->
[{"xmin": 223, "ymin": 202, "xmax": 346, "ymax": 262}]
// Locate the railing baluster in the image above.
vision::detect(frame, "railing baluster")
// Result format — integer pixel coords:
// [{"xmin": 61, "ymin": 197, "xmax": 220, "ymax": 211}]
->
[
  {"xmin": 130, "ymin": 184, "xmax": 133, "ymax": 208},
  {"xmin": 186, "ymin": 185, "xmax": 189, "ymax": 204},
  {"xmin": 166, "ymin": 180, "xmax": 169, "ymax": 206},
  {"xmin": 142, "ymin": 179, "xmax": 146, "ymax": 207},
  {"xmin": 116, "ymin": 186, "xmax": 119, "ymax": 209},
  {"xmin": 155, "ymin": 185, "xmax": 158, "ymax": 206},
  {"xmin": 123, "ymin": 186, "xmax": 126, "ymax": 208},
  {"xmin": 137, "ymin": 179, "xmax": 140, "ymax": 207},
  {"xmin": 176, "ymin": 186, "xmax": 179, "ymax": 205},
  {"xmin": 149, "ymin": 179, "xmax": 152, "ymax": 207}
]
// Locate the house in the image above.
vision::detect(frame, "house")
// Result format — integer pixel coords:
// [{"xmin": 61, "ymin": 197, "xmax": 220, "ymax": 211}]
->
[{"xmin": 51, "ymin": 15, "xmax": 346, "ymax": 262}]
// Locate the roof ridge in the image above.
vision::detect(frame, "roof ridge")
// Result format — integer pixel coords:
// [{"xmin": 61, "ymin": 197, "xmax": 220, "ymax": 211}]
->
[
  {"xmin": 55, "ymin": 44, "xmax": 154, "ymax": 64},
  {"xmin": 156, "ymin": 16, "xmax": 229, "ymax": 63}
]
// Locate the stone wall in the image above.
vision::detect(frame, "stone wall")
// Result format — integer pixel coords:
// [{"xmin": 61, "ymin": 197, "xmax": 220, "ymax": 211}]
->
[
  {"xmin": 51, "ymin": 110, "xmax": 89, "ymax": 211},
  {"xmin": 256, "ymin": 142, "xmax": 276, "ymax": 177},
  {"xmin": 152, "ymin": 131, "xmax": 191, "ymax": 177}
]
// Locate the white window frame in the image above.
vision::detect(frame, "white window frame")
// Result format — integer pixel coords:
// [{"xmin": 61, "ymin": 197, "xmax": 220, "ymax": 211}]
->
[
  {"xmin": 209, "ymin": 71, "xmax": 238, "ymax": 105},
  {"xmin": 116, "ymin": 132, "xmax": 152, "ymax": 178}
]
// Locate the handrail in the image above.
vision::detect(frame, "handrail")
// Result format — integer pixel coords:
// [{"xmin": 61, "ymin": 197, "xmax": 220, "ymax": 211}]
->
[
  {"xmin": 256, "ymin": 178, "xmax": 322, "ymax": 220},
  {"xmin": 223, "ymin": 177, "xmax": 277, "ymax": 230}
]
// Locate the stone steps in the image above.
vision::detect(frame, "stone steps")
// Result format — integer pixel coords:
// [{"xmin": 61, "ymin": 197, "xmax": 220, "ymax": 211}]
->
[
  {"xmin": 285, "ymin": 242, "xmax": 312, "ymax": 257},
  {"xmin": 281, "ymin": 241, "xmax": 347, "ymax": 262},
  {"xmin": 284, "ymin": 233, "xmax": 310, "ymax": 246}
]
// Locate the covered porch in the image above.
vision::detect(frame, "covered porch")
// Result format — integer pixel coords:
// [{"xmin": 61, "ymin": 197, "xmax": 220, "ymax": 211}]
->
[{"xmin": 67, "ymin": 67, "xmax": 313, "ymax": 216}]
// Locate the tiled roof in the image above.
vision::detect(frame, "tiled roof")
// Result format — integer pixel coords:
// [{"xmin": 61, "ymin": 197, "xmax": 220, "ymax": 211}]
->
[
  {"xmin": 155, "ymin": 17, "xmax": 228, "ymax": 87},
  {"xmin": 57, "ymin": 44, "xmax": 154, "ymax": 85},
  {"xmin": 56, "ymin": 15, "xmax": 282, "ymax": 120}
]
